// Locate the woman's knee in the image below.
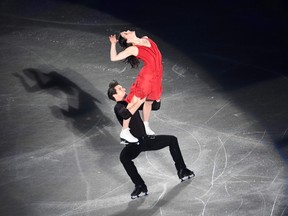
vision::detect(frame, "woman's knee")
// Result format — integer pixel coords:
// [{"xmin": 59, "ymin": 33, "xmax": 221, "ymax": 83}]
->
[
  {"xmin": 144, "ymin": 100, "xmax": 153, "ymax": 105},
  {"xmin": 131, "ymin": 95, "xmax": 140, "ymax": 104}
]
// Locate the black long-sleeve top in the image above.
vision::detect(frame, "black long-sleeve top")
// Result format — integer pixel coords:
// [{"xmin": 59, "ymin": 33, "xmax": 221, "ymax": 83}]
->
[{"xmin": 114, "ymin": 101, "xmax": 161, "ymax": 139}]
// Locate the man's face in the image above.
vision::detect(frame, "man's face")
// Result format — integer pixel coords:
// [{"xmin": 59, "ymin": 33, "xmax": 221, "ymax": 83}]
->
[{"xmin": 113, "ymin": 84, "xmax": 126, "ymax": 101}]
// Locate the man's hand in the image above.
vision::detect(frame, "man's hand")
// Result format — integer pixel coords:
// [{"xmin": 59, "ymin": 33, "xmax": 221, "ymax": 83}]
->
[{"xmin": 127, "ymin": 96, "xmax": 146, "ymax": 115}]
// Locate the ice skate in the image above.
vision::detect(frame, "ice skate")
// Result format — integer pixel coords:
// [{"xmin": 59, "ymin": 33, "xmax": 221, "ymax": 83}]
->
[
  {"xmin": 120, "ymin": 128, "xmax": 139, "ymax": 145},
  {"xmin": 144, "ymin": 121, "xmax": 155, "ymax": 136},
  {"xmin": 178, "ymin": 168, "xmax": 195, "ymax": 182},
  {"xmin": 131, "ymin": 184, "xmax": 148, "ymax": 199}
]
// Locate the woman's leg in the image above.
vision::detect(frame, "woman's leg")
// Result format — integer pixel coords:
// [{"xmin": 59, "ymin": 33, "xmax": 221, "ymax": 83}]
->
[
  {"xmin": 120, "ymin": 95, "xmax": 142, "ymax": 143},
  {"xmin": 122, "ymin": 119, "xmax": 129, "ymax": 129},
  {"xmin": 120, "ymin": 118, "xmax": 138, "ymax": 143},
  {"xmin": 142, "ymin": 100, "xmax": 155, "ymax": 135},
  {"xmin": 142, "ymin": 100, "xmax": 153, "ymax": 122}
]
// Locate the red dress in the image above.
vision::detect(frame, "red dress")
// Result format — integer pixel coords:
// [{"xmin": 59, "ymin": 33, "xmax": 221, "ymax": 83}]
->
[{"xmin": 125, "ymin": 37, "xmax": 163, "ymax": 103}]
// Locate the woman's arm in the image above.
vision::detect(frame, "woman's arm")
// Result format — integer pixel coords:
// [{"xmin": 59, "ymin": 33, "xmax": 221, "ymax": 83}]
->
[{"xmin": 109, "ymin": 34, "xmax": 138, "ymax": 61}]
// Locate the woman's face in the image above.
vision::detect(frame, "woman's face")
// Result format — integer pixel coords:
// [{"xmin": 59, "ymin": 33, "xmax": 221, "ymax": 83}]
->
[{"xmin": 120, "ymin": 30, "xmax": 136, "ymax": 41}]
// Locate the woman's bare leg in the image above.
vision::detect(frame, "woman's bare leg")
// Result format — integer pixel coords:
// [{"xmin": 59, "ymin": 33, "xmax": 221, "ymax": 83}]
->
[
  {"xmin": 120, "ymin": 96, "xmax": 144, "ymax": 143},
  {"xmin": 142, "ymin": 100, "xmax": 153, "ymax": 122},
  {"xmin": 142, "ymin": 100, "xmax": 155, "ymax": 135}
]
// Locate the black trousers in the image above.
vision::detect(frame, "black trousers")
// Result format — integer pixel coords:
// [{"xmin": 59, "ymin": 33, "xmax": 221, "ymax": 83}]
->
[{"xmin": 119, "ymin": 135, "xmax": 187, "ymax": 186}]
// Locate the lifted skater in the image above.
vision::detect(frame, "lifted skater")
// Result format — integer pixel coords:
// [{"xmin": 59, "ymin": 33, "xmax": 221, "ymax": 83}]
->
[
  {"xmin": 109, "ymin": 30, "xmax": 163, "ymax": 144},
  {"xmin": 107, "ymin": 80, "xmax": 195, "ymax": 199}
]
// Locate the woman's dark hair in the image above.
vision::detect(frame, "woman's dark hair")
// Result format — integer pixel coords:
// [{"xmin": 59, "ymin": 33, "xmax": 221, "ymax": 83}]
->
[
  {"xmin": 107, "ymin": 80, "xmax": 119, "ymax": 101},
  {"xmin": 118, "ymin": 34, "xmax": 140, "ymax": 68}
]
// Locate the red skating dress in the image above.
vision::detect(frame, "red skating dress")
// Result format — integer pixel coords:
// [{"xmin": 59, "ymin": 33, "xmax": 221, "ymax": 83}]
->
[{"xmin": 125, "ymin": 37, "xmax": 163, "ymax": 103}]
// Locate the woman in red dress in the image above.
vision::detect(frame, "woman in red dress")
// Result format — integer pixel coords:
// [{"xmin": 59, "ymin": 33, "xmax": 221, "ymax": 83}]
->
[{"xmin": 109, "ymin": 30, "xmax": 163, "ymax": 143}]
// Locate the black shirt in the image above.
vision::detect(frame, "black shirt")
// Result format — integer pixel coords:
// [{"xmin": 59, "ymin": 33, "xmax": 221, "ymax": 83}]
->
[{"xmin": 114, "ymin": 100, "xmax": 161, "ymax": 139}]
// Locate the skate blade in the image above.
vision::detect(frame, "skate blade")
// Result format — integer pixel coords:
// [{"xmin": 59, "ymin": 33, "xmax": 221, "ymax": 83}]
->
[
  {"xmin": 180, "ymin": 174, "xmax": 195, "ymax": 182},
  {"xmin": 120, "ymin": 140, "xmax": 128, "ymax": 145},
  {"xmin": 131, "ymin": 192, "xmax": 148, "ymax": 199},
  {"xmin": 147, "ymin": 135, "xmax": 156, "ymax": 139},
  {"xmin": 120, "ymin": 139, "xmax": 139, "ymax": 145}
]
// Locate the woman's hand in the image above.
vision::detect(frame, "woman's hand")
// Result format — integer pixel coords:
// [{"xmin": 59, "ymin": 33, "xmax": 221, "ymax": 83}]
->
[{"xmin": 109, "ymin": 34, "xmax": 118, "ymax": 44}]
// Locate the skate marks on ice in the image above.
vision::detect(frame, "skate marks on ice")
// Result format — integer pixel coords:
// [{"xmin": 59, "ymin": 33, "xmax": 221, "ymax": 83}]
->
[
  {"xmin": 147, "ymin": 128, "xmax": 286, "ymax": 215},
  {"xmin": 28, "ymin": 181, "xmax": 192, "ymax": 216},
  {"xmin": 152, "ymin": 108, "xmax": 287, "ymax": 215},
  {"xmin": 106, "ymin": 181, "xmax": 194, "ymax": 216},
  {"xmin": 1, "ymin": 2, "xmax": 287, "ymax": 215},
  {"xmin": 96, "ymin": 41, "xmax": 288, "ymax": 215},
  {"xmin": 150, "ymin": 96, "xmax": 287, "ymax": 215}
]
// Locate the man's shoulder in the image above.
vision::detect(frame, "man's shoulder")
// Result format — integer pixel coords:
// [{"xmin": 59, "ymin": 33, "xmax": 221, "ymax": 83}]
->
[
  {"xmin": 114, "ymin": 101, "xmax": 127, "ymax": 110},
  {"xmin": 116, "ymin": 101, "xmax": 127, "ymax": 106}
]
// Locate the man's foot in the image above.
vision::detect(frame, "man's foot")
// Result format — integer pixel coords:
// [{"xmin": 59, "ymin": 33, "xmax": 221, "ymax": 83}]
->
[
  {"xmin": 120, "ymin": 128, "xmax": 138, "ymax": 144},
  {"xmin": 177, "ymin": 168, "xmax": 195, "ymax": 182},
  {"xmin": 131, "ymin": 184, "xmax": 148, "ymax": 199},
  {"xmin": 144, "ymin": 121, "xmax": 155, "ymax": 136}
]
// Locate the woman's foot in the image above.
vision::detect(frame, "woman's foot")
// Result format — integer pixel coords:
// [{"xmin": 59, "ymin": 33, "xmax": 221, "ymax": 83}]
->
[
  {"xmin": 144, "ymin": 121, "xmax": 155, "ymax": 136},
  {"xmin": 120, "ymin": 128, "xmax": 138, "ymax": 144}
]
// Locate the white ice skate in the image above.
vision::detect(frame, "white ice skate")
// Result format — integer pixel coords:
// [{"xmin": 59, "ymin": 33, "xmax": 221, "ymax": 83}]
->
[
  {"xmin": 144, "ymin": 121, "xmax": 155, "ymax": 136},
  {"xmin": 120, "ymin": 128, "xmax": 139, "ymax": 145}
]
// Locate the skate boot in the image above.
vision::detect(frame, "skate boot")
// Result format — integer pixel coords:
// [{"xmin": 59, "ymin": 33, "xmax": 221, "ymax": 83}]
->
[
  {"xmin": 178, "ymin": 168, "xmax": 195, "ymax": 182},
  {"xmin": 120, "ymin": 128, "xmax": 139, "ymax": 145},
  {"xmin": 144, "ymin": 121, "xmax": 155, "ymax": 137},
  {"xmin": 131, "ymin": 184, "xmax": 148, "ymax": 199}
]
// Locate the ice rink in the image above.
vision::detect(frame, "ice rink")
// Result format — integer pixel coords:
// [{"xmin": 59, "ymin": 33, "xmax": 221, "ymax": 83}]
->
[{"xmin": 0, "ymin": 1, "xmax": 287, "ymax": 215}]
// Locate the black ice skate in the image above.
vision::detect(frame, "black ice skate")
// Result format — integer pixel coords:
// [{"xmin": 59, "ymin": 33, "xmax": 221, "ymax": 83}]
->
[
  {"xmin": 178, "ymin": 168, "xmax": 195, "ymax": 182},
  {"xmin": 131, "ymin": 184, "xmax": 148, "ymax": 199}
]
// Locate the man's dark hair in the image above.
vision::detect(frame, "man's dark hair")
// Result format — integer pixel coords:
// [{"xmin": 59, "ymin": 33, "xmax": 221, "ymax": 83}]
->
[
  {"xmin": 107, "ymin": 80, "xmax": 119, "ymax": 101},
  {"xmin": 118, "ymin": 34, "xmax": 140, "ymax": 68}
]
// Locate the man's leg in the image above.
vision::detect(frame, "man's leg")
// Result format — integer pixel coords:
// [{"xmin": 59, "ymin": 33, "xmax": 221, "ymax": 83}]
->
[
  {"xmin": 119, "ymin": 145, "xmax": 148, "ymax": 198},
  {"xmin": 143, "ymin": 135, "xmax": 185, "ymax": 170},
  {"xmin": 143, "ymin": 135, "xmax": 195, "ymax": 180},
  {"xmin": 120, "ymin": 145, "xmax": 144, "ymax": 185}
]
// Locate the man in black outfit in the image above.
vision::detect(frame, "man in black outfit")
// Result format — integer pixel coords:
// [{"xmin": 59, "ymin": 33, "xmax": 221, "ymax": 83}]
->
[{"xmin": 107, "ymin": 80, "xmax": 195, "ymax": 199}]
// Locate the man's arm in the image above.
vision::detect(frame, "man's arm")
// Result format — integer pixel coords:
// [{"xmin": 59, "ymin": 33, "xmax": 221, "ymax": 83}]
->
[
  {"xmin": 127, "ymin": 97, "xmax": 146, "ymax": 115},
  {"xmin": 115, "ymin": 98, "xmax": 146, "ymax": 120}
]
